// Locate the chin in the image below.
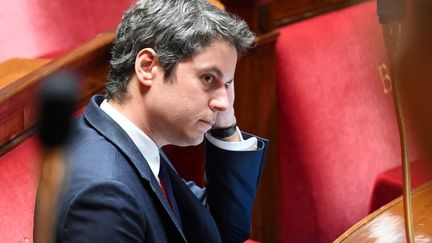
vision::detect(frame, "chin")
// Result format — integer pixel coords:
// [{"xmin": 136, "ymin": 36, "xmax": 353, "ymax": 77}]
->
[{"xmin": 176, "ymin": 135, "xmax": 204, "ymax": 147}]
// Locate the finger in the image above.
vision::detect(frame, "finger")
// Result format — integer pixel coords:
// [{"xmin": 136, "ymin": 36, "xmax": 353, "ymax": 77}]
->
[{"xmin": 227, "ymin": 81, "xmax": 235, "ymax": 106}]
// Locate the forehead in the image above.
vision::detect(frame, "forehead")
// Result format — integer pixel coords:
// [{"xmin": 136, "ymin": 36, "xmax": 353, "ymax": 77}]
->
[
  {"xmin": 200, "ymin": 40, "xmax": 237, "ymax": 55},
  {"xmin": 178, "ymin": 40, "xmax": 238, "ymax": 76}
]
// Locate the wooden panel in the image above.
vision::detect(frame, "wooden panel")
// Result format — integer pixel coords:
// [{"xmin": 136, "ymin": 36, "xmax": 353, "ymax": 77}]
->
[
  {"xmin": 237, "ymin": 37, "xmax": 280, "ymax": 243},
  {"xmin": 0, "ymin": 114, "xmax": 22, "ymax": 146},
  {"xmin": 23, "ymin": 102, "xmax": 38, "ymax": 130},
  {"xmin": 0, "ymin": 81, "xmax": 35, "ymax": 149},
  {"xmin": 0, "ymin": 58, "xmax": 50, "ymax": 142},
  {"xmin": 221, "ymin": 1, "xmax": 280, "ymax": 242},
  {"xmin": 270, "ymin": 0, "xmax": 369, "ymax": 26},
  {"xmin": 271, "ymin": 0, "xmax": 324, "ymax": 21}
]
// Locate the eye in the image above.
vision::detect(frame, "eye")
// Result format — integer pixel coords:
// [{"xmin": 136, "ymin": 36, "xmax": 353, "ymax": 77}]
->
[{"xmin": 202, "ymin": 74, "xmax": 215, "ymax": 84}]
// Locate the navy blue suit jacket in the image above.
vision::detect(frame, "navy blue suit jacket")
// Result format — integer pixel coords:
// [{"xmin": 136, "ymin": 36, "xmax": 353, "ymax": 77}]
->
[{"xmin": 54, "ymin": 95, "xmax": 268, "ymax": 243}]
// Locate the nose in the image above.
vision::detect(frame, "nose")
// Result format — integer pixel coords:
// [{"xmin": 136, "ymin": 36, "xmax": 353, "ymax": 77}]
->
[{"xmin": 209, "ymin": 88, "xmax": 230, "ymax": 112}]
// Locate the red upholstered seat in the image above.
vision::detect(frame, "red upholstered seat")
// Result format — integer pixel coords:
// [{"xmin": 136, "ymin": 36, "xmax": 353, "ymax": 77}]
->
[
  {"xmin": 369, "ymin": 160, "xmax": 432, "ymax": 212},
  {"xmin": 0, "ymin": 137, "xmax": 41, "ymax": 242},
  {"xmin": 275, "ymin": 1, "xmax": 417, "ymax": 242},
  {"xmin": 0, "ymin": 104, "xmax": 86, "ymax": 241}
]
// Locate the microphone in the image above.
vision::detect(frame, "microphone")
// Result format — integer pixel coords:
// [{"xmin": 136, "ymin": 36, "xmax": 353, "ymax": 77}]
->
[
  {"xmin": 37, "ymin": 70, "xmax": 79, "ymax": 148},
  {"xmin": 377, "ymin": 0, "xmax": 405, "ymax": 24},
  {"xmin": 377, "ymin": 1, "xmax": 414, "ymax": 242},
  {"xmin": 377, "ymin": 0, "xmax": 406, "ymax": 65},
  {"xmin": 34, "ymin": 70, "xmax": 78, "ymax": 243}
]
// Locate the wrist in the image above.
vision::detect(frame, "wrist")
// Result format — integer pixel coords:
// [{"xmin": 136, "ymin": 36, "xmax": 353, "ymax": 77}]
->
[
  {"xmin": 218, "ymin": 128, "xmax": 241, "ymax": 142},
  {"xmin": 210, "ymin": 122, "xmax": 237, "ymax": 139}
]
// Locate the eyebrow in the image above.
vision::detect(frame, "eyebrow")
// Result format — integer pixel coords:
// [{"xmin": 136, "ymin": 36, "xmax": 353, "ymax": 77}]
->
[{"xmin": 201, "ymin": 67, "xmax": 224, "ymax": 79}]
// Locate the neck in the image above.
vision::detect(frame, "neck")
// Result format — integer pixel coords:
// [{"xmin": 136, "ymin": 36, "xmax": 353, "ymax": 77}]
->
[{"xmin": 108, "ymin": 95, "xmax": 166, "ymax": 148}]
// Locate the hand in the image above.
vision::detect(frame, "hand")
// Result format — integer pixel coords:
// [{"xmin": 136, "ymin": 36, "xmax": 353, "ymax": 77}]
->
[
  {"xmin": 213, "ymin": 81, "xmax": 236, "ymax": 128},
  {"xmin": 212, "ymin": 82, "xmax": 241, "ymax": 142}
]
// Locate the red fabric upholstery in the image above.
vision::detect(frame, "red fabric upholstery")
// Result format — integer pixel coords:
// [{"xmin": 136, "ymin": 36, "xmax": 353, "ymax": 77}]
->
[
  {"xmin": 0, "ymin": 137, "xmax": 41, "ymax": 242},
  {"xmin": 0, "ymin": 0, "xmax": 133, "ymax": 240},
  {"xmin": 369, "ymin": 160, "xmax": 432, "ymax": 212},
  {"xmin": 0, "ymin": 0, "xmax": 134, "ymax": 62},
  {"xmin": 276, "ymin": 1, "xmax": 417, "ymax": 242}
]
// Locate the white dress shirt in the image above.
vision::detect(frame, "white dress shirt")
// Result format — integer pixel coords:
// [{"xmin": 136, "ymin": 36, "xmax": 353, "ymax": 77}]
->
[{"xmin": 100, "ymin": 99, "xmax": 257, "ymax": 183}]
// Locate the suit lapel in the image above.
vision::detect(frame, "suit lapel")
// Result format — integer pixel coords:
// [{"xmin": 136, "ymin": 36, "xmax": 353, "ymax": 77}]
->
[
  {"xmin": 162, "ymin": 154, "xmax": 222, "ymax": 243},
  {"xmin": 83, "ymin": 95, "xmax": 187, "ymax": 242}
]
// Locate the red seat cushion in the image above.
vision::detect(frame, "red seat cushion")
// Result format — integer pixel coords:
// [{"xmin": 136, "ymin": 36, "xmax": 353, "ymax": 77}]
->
[{"xmin": 369, "ymin": 160, "xmax": 432, "ymax": 212}]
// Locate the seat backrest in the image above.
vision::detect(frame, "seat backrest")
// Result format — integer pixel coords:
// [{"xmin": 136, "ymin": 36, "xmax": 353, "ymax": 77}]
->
[
  {"xmin": 276, "ymin": 1, "xmax": 412, "ymax": 242},
  {"xmin": 0, "ymin": 0, "xmax": 133, "ymax": 62}
]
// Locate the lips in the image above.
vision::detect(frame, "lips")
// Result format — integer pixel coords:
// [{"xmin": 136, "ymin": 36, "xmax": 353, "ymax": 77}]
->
[
  {"xmin": 199, "ymin": 118, "xmax": 215, "ymax": 131},
  {"xmin": 200, "ymin": 119, "xmax": 215, "ymax": 127}
]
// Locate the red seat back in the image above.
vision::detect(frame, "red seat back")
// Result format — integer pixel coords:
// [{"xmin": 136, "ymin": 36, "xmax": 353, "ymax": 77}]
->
[
  {"xmin": 276, "ymin": 1, "xmax": 413, "ymax": 241},
  {"xmin": 0, "ymin": 138, "xmax": 41, "ymax": 242}
]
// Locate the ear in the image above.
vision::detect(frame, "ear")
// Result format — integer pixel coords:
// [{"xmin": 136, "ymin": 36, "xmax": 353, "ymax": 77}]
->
[{"xmin": 134, "ymin": 48, "xmax": 160, "ymax": 86}]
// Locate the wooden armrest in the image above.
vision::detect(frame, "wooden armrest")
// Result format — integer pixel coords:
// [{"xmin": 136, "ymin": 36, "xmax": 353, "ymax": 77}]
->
[
  {"xmin": 0, "ymin": 31, "xmax": 115, "ymax": 154},
  {"xmin": 0, "ymin": 58, "xmax": 51, "ymax": 90}
]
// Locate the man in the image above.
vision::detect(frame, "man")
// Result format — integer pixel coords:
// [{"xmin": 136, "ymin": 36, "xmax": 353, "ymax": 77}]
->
[{"xmin": 54, "ymin": 0, "xmax": 268, "ymax": 242}]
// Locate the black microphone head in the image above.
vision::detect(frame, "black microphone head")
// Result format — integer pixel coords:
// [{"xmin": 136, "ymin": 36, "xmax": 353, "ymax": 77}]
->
[
  {"xmin": 37, "ymin": 70, "xmax": 79, "ymax": 148},
  {"xmin": 377, "ymin": 0, "xmax": 406, "ymax": 24}
]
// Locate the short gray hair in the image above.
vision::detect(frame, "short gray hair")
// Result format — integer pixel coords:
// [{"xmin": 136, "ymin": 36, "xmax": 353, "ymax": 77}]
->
[{"xmin": 106, "ymin": 0, "xmax": 255, "ymax": 101}]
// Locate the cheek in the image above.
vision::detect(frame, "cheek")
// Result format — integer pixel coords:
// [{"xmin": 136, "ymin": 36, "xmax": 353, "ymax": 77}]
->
[
  {"xmin": 158, "ymin": 94, "xmax": 194, "ymax": 124},
  {"xmin": 175, "ymin": 85, "xmax": 208, "ymax": 111},
  {"xmin": 157, "ymin": 79, "xmax": 209, "ymax": 121}
]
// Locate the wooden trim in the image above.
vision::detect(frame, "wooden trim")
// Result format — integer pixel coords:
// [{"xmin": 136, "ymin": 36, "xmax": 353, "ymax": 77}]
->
[
  {"xmin": 334, "ymin": 194, "xmax": 406, "ymax": 241},
  {"xmin": 208, "ymin": 0, "xmax": 225, "ymax": 9},
  {"xmin": 273, "ymin": 0, "xmax": 371, "ymax": 27},
  {"xmin": 0, "ymin": 31, "xmax": 114, "ymax": 104},
  {"xmin": 0, "ymin": 58, "xmax": 50, "ymax": 149},
  {"xmin": 256, "ymin": 29, "xmax": 280, "ymax": 45},
  {"xmin": 0, "ymin": 31, "xmax": 115, "ymax": 155},
  {"xmin": 0, "ymin": 58, "xmax": 51, "ymax": 90},
  {"xmin": 334, "ymin": 182, "xmax": 432, "ymax": 242}
]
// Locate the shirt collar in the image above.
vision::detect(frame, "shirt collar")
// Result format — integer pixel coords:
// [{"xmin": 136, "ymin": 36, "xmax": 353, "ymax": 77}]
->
[{"xmin": 100, "ymin": 99, "xmax": 160, "ymax": 180}]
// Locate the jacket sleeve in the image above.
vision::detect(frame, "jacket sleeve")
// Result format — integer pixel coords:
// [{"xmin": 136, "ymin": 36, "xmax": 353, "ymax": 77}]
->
[
  {"xmin": 56, "ymin": 180, "xmax": 145, "ymax": 243},
  {"xmin": 204, "ymin": 132, "xmax": 268, "ymax": 243}
]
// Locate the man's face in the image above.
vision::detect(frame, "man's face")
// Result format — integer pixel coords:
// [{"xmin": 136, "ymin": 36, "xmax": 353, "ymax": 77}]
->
[{"xmin": 148, "ymin": 40, "xmax": 238, "ymax": 147}]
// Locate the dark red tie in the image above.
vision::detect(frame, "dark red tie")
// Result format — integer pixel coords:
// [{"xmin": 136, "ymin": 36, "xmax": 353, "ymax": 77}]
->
[
  {"xmin": 159, "ymin": 177, "xmax": 171, "ymax": 207},
  {"xmin": 158, "ymin": 156, "xmax": 182, "ymax": 229}
]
